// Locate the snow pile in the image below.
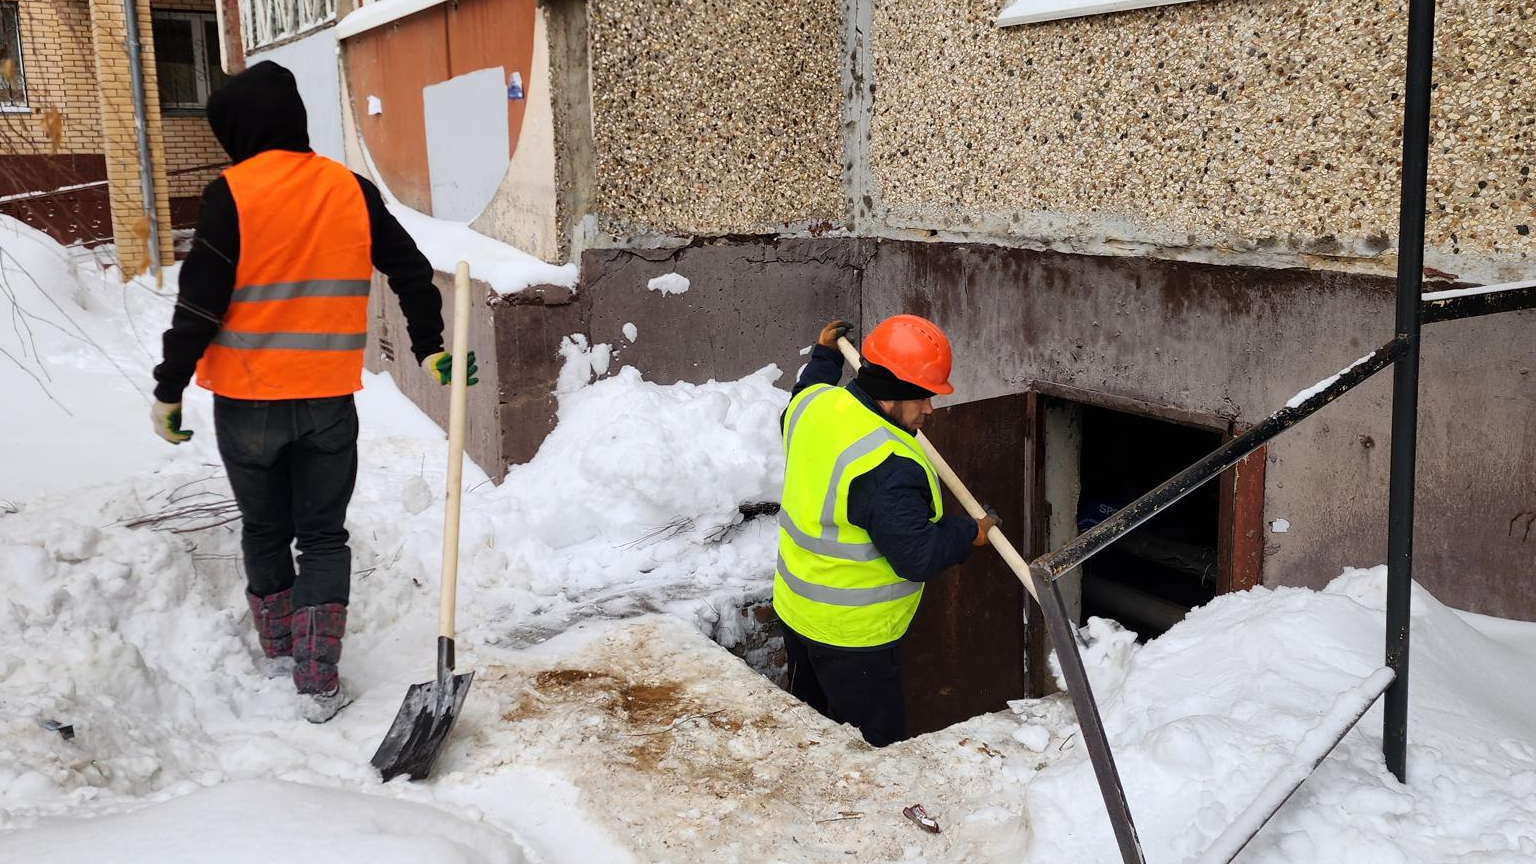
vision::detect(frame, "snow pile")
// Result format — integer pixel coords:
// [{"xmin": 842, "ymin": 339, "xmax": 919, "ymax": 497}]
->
[
  {"xmin": 554, "ymin": 333, "xmax": 612, "ymax": 394},
  {"xmin": 4, "ymin": 214, "xmax": 1536, "ymax": 864},
  {"xmin": 0, "ymin": 213, "xmax": 785, "ymax": 854},
  {"xmin": 1023, "ymin": 566, "xmax": 1536, "ymax": 864},
  {"xmin": 3, "ymin": 780, "xmax": 530, "ymax": 864},
  {"xmin": 0, "ymin": 217, "xmax": 181, "ymax": 500},
  {"xmin": 387, "ymin": 202, "xmax": 577, "ymax": 298},
  {"xmin": 357, "ymin": 141, "xmax": 577, "ymax": 297},
  {"xmin": 646, "ymin": 273, "xmax": 690, "ymax": 296},
  {"xmin": 448, "ymin": 358, "xmax": 788, "ymax": 646}
]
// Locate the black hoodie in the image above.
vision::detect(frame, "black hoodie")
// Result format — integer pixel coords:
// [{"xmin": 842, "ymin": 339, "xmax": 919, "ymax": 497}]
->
[{"xmin": 153, "ymin": 61, "xmax": 443, "ymax": 403}]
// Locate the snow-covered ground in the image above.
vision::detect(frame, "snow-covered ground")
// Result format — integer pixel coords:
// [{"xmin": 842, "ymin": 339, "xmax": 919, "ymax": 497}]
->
[{"xmin": 2, "ymin": 214, "xmax": 1534, "ymax": 863}]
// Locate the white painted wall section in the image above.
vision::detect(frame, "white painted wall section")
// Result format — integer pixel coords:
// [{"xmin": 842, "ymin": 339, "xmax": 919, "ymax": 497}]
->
[
  {"xmin": 997, "ymin": 0, "xmax": 1203, "ymax": 27},
  {"xmin": 247, "ymin": 28, "xmax": 346, "ymax": 162},
  {"xmin": 423, "ymin": 67, "xmax": 512, "ymax": 222}
]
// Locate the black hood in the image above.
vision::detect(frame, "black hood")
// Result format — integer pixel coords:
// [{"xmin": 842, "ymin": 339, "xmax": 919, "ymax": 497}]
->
[{"xmin": 207, "ymin": 61, "xmax": 310, "ymax": 163}]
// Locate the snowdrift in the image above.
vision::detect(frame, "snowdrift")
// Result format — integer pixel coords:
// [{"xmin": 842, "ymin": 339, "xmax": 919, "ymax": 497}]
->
[{"xmin": 3, "ymin": 215, "xmax": 1534, "ymax": 863}]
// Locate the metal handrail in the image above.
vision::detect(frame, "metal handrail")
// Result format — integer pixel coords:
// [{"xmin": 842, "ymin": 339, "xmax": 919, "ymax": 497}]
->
[
  {"xmin": 1018, "ymin": 278, "xmax": 1535, "ymax": 864},
  {"xmin": 1030, "ymin": 335, "xmax": 1408, "ymax": 583}
]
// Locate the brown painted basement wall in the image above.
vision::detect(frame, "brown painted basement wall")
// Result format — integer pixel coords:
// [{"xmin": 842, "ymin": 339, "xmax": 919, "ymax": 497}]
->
[{"xmin": 367, "ymin": 239, "xmax": 1536, "ymax": 622}]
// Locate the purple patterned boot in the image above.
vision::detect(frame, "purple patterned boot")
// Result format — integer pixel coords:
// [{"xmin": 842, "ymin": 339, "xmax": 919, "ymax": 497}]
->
[
  {"xmin": 292, "ymin": 603, "xmax": 352, "ymax": 723},
  {"xmin": 247, "ymin": 589, "xmax": 294, "ymax": 679}
]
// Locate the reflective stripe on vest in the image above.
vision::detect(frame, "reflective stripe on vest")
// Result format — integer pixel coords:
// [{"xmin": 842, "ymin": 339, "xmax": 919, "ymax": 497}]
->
[
  {"xmin": 776, "ymin": 553, "xmax": 921, "ymax": 606},
  {"xmin": 210, "ymin": 331, "xmax": 369, "ymax": 351},
  {"xmin": 195, "ymin": 150, "xmax": 374, "ymax": 400},
  {"xmin": 772, "ymin": 384, "xmax": 944, "ymax": 648},
  {"xmin": 775, "ymin": 510, "xmax": 881, "ymax": 561},
  {"xmin": 228, "ymin": 279, "xmax": 372, "ymax": 304}
]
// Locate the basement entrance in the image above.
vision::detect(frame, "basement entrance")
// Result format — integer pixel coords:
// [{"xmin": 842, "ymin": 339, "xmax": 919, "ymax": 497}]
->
[
  {"xmin": 754, "ymin": 390, "xmax": 1264, "ymax": 736},
  {"xmin": 1075, "ymin": 404, "xmax": 1221, "ymax": 640},
  {"xmin": 1036, "ymin": 386, "xmax": 1267, "ymax": 653}
]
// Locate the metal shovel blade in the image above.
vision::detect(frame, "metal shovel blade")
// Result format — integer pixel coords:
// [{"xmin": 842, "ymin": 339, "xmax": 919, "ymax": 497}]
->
[{"xmin": 371, "ymin": 639, "xmax": 474, "ymax": 782}]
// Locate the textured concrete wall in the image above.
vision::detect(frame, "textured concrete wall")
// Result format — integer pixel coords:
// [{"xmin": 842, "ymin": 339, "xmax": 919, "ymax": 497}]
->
[
  {"xmin": 580, "ymin": 240, "xmax": 868, "ymax": 386},
  {"xmin": 364, "ymin": 270, "xmax": 581, "ymax": 480},
  {"xmin": 868, "ymin": 0, "xmax": 1536, "ymax": 281},
  {"xmin": 585, "ymin": 0, "xmax": 846, "ymax": 236},
  {"xmin": 862, "ymin": 240, "xmax": 1536, "ymax": 621},
  {"xmin": 469, "ymin": 8, "xmax": 561, "ymax": 262}
]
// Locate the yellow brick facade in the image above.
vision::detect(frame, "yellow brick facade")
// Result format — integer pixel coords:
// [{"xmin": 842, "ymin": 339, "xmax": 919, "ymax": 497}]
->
[
  {"xmin": 151, "ymin": 0, "xmax": 229, "ymax": 199},
  {"xmin": 6, "ymin": 0, "xmax": 227, "ymax": 273},
  {"xmin": 88, "ymin": 0, "xmax": 175, "ymax": 272},
  {"xmin": 9, "ymin": 0, "xmax": 101, "ymax": 154}
]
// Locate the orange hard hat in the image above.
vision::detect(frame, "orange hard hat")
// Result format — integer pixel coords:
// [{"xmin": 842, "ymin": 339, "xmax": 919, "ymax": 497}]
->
[{"xmin": 862, "ymin": 314, "xmax": 954, "ymax": 396}]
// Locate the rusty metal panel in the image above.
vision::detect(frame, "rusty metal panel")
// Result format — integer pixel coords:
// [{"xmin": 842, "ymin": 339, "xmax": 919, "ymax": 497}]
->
[
  {"xmin": 343, "ymin": 6, "xmax": 451, "ymax": 211},
  {"xmin": 1023, "ymin": 391, "xmax": 1053, "ymax": 697},
  {"xmin": 899, "ymin": 394, "xmax": 1031, "ymax": 737},
  {"xmin": 445, "ymin": 0, "xmax": 536, "ymax": 151},
  {"xmin": 1218, "ymin": 444, "xmax": 1267, "ymax": 594}
]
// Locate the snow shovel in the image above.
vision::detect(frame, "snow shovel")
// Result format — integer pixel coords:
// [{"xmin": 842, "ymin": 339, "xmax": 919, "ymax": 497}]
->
[{"xmin": 371, "ymin": 261, "xmax": 476, "ymax": 782}]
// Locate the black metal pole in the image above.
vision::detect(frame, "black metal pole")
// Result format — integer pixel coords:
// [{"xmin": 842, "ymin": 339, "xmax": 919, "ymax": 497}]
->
[
  {"xmin": 1384, "ymin": 0, "xmax": 1437, "ymax": 785},
  {"xmin": 1421, "ymin": 279, "xmax": 1536, "ymax": 324},
  {"xmin": 1035, "ymin": 569, "xmax": 1146, "ymax": 864}
]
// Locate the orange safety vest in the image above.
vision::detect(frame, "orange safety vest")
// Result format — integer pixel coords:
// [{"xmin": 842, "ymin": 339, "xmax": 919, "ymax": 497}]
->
[{"xmin": 196, "ymin": 150, "xmax": 374, "ymax": 400}]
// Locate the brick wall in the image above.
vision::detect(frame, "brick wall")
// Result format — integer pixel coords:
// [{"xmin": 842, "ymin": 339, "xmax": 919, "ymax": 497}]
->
[
  {"xmin": 9, "ymin": 0, "xmax": 102, "ymax": 155},
  {"xmin": 87, "ymin": 0, "xmax": 174, "ymax": 273},
  {"xmin": 151, "ymin": 0, "xmax": 229, "ymax": 201},
  {"xmin": 163, "ymin": 113, "xmax": 224, "ymax": 198}
]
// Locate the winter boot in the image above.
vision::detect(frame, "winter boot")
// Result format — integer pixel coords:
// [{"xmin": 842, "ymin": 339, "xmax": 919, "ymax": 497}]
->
[
  {"xmin": 247, "ymin": 589, "xmax": 295, "ymax": 679},
  {"xmin": 292, "ymin": 603, "xmax": 352, "ymax": 723}
]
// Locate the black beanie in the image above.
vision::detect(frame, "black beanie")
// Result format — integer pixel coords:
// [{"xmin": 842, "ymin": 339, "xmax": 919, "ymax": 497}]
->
[{"xmin": 856, "ymin": 361, "xmax": 937, "ymax": 401}]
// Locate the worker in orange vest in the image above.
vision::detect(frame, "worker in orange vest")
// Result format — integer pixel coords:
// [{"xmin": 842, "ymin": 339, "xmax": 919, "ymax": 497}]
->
[{"xmin": 148, "ymin": 62, "xmax": 474, "ymax": 723}]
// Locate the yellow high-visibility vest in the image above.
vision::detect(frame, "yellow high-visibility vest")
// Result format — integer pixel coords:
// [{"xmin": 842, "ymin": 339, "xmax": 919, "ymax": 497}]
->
[{"xmin": 772, "ymin": 383, "xmax": 944, "ymax": 647}]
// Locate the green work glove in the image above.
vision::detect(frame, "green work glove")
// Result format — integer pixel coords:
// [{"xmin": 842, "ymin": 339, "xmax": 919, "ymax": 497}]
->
[
  {"xmin": 422, "ymin": 350, "xmax": 478, "ymax": 386},
  {"xmin": 151, "ymin": 400, "xmax": 193, "ymax": 444}
]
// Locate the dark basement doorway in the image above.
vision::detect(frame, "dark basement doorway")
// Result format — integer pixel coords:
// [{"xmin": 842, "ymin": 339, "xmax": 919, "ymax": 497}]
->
[{"xmin": 1075, "ymin": 404, "xmax": 1222, "ymax": 640}]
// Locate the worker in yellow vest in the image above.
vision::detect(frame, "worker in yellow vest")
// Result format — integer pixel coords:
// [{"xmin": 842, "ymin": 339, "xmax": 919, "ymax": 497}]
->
[{"xmin": 773, "ymin": 315, "xmax": 995, "ymax": 746}]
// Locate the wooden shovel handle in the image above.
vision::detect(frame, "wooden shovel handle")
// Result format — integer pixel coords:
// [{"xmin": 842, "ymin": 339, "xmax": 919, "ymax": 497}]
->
[
  {"xmin": 835, "ymin": 336, "xmax": 1040, "ymax": 602},
  {"xmin": 440, "ymin": 263, "xmax": 472, "ymax": 640}
]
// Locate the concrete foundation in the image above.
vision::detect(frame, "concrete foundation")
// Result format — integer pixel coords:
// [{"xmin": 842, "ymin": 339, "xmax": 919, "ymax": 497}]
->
[{"xmin": 379, "ymin": 236, "xmax": 1536, "ymax": 623}]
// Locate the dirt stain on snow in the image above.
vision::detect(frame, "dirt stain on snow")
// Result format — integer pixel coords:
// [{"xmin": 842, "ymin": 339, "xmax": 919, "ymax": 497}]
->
[{"xmin": 467, "ymin": 619, "xmax": 1041, "ymax": 863}]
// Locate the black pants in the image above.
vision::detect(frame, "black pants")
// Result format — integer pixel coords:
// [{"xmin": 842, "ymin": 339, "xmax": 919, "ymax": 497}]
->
[
  {"xmin": 214, "ymin": 395, "xmax": 359, "ymax": 609},
  {"xmin": 782, "ymin": 624, "xmax": 906, "ymax": 747}
]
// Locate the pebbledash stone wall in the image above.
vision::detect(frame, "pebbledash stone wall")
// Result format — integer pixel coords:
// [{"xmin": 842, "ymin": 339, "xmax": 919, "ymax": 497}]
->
[
  {"xmin": 867, "ymin": 0, "xmax": 1536, "ymax": 279},
  {"xmin": 579, "ymin": 0, "xmax": 1533, "ymax": 279},
  {"xmin": 584, "ymin": 0, "xmax": 846, "ymax": 237}
]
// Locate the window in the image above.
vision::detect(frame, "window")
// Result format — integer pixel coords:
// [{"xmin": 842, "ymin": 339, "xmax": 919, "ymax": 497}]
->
[
  {"xmin": 996, "ymin": 0, "xmax": 1200, "ymax": 27},
  {"xmin": 239, "ymin": 0, "xmax": 336, "ymax": 52},
  {"xmin": 153, "ymin": 11, "xmax": 228, "ymax": 112},
  {"xmin": 1, "ymin": 1, "xmax": 26, "ymax": 111}
]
